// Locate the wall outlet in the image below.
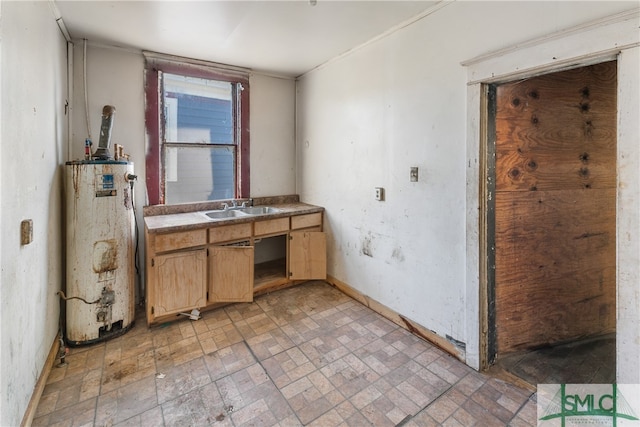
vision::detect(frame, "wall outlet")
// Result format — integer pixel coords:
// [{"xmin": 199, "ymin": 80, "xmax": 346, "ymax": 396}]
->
[{"xmin": 374, "ymin": 187, "xmax": 385, "ymax": 201}]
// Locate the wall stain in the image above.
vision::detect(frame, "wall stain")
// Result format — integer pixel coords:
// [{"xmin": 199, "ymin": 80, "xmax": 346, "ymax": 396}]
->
[{"xmin": 391, "ymin": 247, "xmax": 405, "ymax": 262}]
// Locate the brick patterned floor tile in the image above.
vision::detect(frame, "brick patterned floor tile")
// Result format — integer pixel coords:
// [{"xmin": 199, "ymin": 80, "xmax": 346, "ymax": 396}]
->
[
  {"xmin": 234, "ymin": 312, "xmax": 280, "ymax": 339},
  {"xmin": 471, "ymin": 381, "xmax": 521, "ymax": 423},
  {"xmin": 101, "ymin": 350, "xmax": 156, "ymax": 394},
  {"xmin": 442, "ymin": 416, "xmax": 466, "ymax": 427},
  {"xmin": 462, "ymin": 396, "xmax": 506, "ymax": 426},
  {"xmin": 359, "ymin": 394, "xmax": 399, "ymax": 427},
  {"xmin": 245, "ymin": 327, "xmax": 296, "ymax": 360},
  {"xmin": 150, "ymin": 323, "xmax": 184, "ymax": 349},
  {"xmin": 280, "ymin": 316, "xmax": 324, "ymax": 345},
  {"xmin": 451, "ymin": 406, "xmax": 478, "ymax": 426},
  {"xmin": 262, "ymin": 346, "xmax": 317, "ymax": 388},
  {"xmin": 299, "ymin": 335, "xmax": 351, "ymax": 368},
  {"xmin": 404, "ymin": 413, "xmax": 441, "ymax": 427},
  {"xmin": 307, "ymin": 408, "xmax": 346, "ymax": 427},
  {"xmin": 224, "ymin": 301, "xmax": 264, "ymax": 322},
  {"xmin": 358, "ymin": 313, "xmax": 399, "ymax": 338},
  {"xmin": 426, "ymin": 355, "xmax": 470, "ymax": 384},
  {"xmin": 510, "ymin": 396, "xmax": 537, "ymax": 426},
  {"xmin": 161, "ymin": 382, "xmax": 228, "ymax": 427},
  {"xmin": 95, "ymin": 376, "xmax": 158, "ymax": 426},
  {"xmin": 198, "ymin": 323, "xmax": 244, "ymax": 355},
  {"xmin": 203, "ymin": 341, "xmax": 257, "ymax": 381},
  {"xmin": 113, "ymin": 405, "xmax": 165, "ymax": 427},
  {"xmin": 319, "ymin": 353, "xmax": 381, "ymax": 399},
  {"xmin": 216, "ymin": 364, "xmax": 298, "ymax": 427},
  {"xmin": 280, "ymin": 370, "xmax": 346, "ymax": 424},
  {"xmin": 262, "ymin": 300, "xmax": 309, "ymax": 327},
  {"xmin": 34, "ymin": 281, "xmax": 539, "ymax": 427},
  {"xmin": 200, "ymin": 306, "xmax": 234, "ymax": 328},
  {"xmin": 155, "ymin": 357, "xmax": 211, "ymax": 405},
  {"xmin": 328, "ymin": 322, "xmax": 379, "ymax": 352},
  {"xmin": 170, "ymin": 335, "xmax": 203, "ymax": 366},
  {"xmin": 424, "ymin": 394, "xmax": 460, "ymax": 423},
  {"xmin": 32, "ymin": 396, "xmax": 97, "ymax": 427}
]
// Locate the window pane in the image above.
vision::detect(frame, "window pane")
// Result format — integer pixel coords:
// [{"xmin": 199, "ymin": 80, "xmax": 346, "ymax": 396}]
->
[
  {"xmin": 164, "ymin": 145, "xmax": 235, "ymax": 204},
  {"xmin": 163, "ymin": 73, "xmax": 233, "ymax": 144}
]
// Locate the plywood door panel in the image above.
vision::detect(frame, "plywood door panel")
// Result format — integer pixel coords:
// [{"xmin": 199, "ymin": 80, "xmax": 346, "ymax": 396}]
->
[
  {"xmin": 209, "ymin": 246, "xmax": 254, "ymax": 303},
  {"xmin": 289, "ymin": 231, "xmax": 326, "ymax": 280},
  {"xmin": 494, "ymin": 61, "xmax": 616, "ymax": 354},
  {"xmin": 495, "ymin": 189, "xmax": 616, "ymax": 351},
  {"xmin": 152, "ymin": 249, "xmax": 207, "ymax": 317}
]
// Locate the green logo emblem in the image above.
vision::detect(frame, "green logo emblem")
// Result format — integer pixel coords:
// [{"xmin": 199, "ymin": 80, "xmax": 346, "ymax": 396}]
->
[{"xmin": 538, "ymin": 384, "xmax": 639, "ymax": 426}]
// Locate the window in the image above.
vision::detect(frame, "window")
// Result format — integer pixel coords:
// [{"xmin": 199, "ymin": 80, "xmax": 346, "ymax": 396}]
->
[{"xmin": 144, "ymin": 54, "xmax": 250, "ymax": 205}]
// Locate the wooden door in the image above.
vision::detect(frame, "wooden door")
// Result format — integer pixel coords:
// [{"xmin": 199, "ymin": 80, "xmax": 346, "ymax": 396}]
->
[{"xmin": 493, "ymin": 61, "xmax": 617, "ymax": 355}]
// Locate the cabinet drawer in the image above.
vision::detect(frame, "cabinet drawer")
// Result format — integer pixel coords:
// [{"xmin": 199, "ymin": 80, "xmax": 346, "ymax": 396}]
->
[
  {"xmin": 154, "ymin": 229, "xmax": 207, "ymax": 253},
  {"xmin": 254, "ymin": 217, "xmax": 289, "ymax": 236},
  {"xmin": 209, "ymin": 223, "xmax": 252, "ymax": 244},
  {"xmin": 291, "ymin": 212, "xmax": 322, "ymax": 230}
]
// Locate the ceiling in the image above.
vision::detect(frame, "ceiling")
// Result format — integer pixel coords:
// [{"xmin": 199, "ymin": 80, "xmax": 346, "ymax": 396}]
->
[{"xmin": 54, "ymin": 1, "xmax": 439, "ymax": 77}]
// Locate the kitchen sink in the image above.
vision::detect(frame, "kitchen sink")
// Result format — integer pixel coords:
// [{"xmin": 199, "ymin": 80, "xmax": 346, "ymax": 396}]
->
[
  {"xmin": 203, "ymin": 209, "xmax": 246, "ymax": 219},
  {"xmin": 202, "ymin": 206, "xmax": 281, "ymax": 220},
  {"xmin": 238, "ymin": 206, "xmax": 281, "ymax": 215}
]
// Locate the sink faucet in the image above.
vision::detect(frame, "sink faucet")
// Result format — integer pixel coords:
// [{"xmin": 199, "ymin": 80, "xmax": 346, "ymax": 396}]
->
[{"xmin": 222, "ymin": 200, "xmax": 238, "ymax": 210}]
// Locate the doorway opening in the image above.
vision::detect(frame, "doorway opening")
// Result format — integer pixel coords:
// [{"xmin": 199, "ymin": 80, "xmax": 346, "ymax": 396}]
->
[{"xmin": 484, "ymin": 61, "xmax": 617, "ymax": 386}]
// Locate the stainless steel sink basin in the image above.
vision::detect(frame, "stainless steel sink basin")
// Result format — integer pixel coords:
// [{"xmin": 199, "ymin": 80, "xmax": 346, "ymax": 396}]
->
[
  {"xmin": 238, "ymin": 206, "xmax": 281, "ymax": 215},
  {"xmin": 202, "ymin": 206, "xmax": 281, "ymax": 220},
  {"xmin": 203, "ymin": 209, "xmax": 246, "ymax": 219}
]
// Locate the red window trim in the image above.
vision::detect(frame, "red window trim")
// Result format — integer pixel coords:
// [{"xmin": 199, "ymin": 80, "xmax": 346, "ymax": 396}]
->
[{"xmin": 144, "ymin": 54, "xmax": 250, "ymax": 205}]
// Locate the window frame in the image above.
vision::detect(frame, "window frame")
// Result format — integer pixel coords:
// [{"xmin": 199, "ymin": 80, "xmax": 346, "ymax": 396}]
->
[{"xmin": 144, "ymin": 53, "xmax": 250, "ymax": 205}]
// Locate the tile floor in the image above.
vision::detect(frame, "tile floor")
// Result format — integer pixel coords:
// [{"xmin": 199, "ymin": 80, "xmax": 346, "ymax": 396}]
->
[
  {"xmin": 34, "ymin": 281, "xmax": 537, "ymax": 426},
  {"xmin": 495, "ymin": 333, "xmax": 615, "ymax": 386}
]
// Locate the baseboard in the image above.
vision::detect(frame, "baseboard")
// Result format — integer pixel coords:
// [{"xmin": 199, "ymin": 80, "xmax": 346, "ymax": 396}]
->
[
  {"xmin": 325, "ymin": 275, "xmax": 465, "ymax": 362},
  {"xmin": 21, "ymin": 334, "xmax": 60, "ymax": 427}
]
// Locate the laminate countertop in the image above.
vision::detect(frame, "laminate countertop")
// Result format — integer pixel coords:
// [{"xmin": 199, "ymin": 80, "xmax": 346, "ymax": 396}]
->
[{"xmin": 144, "ymin": 202, "xmax": 324, "ymax": 234}]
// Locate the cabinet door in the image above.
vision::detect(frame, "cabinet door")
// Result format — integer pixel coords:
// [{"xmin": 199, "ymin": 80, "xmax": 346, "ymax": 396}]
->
[
  {"xmin": 289, "ymin": 231, "xmax": 326, "ymax": 280},
  {"xmin": 150, "ymin": 249, "xmax": 207, "ymax": 318},
  {"xmin": 209, "ymin": 246, "xmax": 254, "ymax": 303}
]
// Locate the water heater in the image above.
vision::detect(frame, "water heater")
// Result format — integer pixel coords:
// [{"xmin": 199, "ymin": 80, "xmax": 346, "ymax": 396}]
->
[{"xmin": 64, "ymin": 160, "xmax": 135, "ymax": 345}]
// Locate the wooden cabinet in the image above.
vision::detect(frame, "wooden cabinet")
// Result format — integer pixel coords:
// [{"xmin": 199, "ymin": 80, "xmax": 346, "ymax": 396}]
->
[
  {"xmin": 255, "ymin": 217, "xmax": 289, "ymax": 236},
  {"xmin": 145, "ymin": 209, "xmax": 326, "ymax": 325},
  {"xmin": 150, "ymin": 249, "xmax": 207, "ymax": 317},
  {"xmin": 145, "ymin": 228, "xmax": 208, "ymax": 323},
  {"xmin": 291, "ymin": 212, "xmax": 322, "ymax": 230},
  {"xmin": 289, "ymin": 231, "xmax": 326, "ymax": 280},
  {"xmin": 208, "ymin": 223, "xmax": 254, "ymax": 304},
  {"xmin": 209, "ymin": 246, "xmax": 254, "ymax": 303}
]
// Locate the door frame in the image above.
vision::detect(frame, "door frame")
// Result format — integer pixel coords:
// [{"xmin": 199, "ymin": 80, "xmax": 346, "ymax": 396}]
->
[{"xmin": 461, "ymin": 9, "xmax": 640, "ymax": 374}]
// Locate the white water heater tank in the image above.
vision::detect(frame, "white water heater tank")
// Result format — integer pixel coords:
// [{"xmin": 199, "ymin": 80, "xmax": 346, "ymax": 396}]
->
[{"xmin": 65, "ymin": 161, "xmax": 135, "ymax": 345}]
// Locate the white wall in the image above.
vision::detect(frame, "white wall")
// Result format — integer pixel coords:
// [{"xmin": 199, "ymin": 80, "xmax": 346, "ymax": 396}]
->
[
  {"xmin": 0, "ymin": 2, "xmax": 68, "ymax": 425},
  {"xmin": 250, "ymin": 73, "xmax": 296, "ymax": 197},
  {"xmin": 296, "ymin": 1, "xmax": 638, "ymax": 371}
]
